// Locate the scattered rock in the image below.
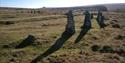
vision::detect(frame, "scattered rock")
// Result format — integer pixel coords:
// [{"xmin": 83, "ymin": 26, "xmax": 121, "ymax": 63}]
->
[
  {"xmin": 92, "ymin": 36, "xmax": 98, "ymax": 40},
  {"xmin": 114, "ymin": 35, "xmax": 125, "ymax": 40},
  {"xmin": 15, "ymin": 35, "xmax": 36, "ymax": 49},
  {"xmin": 79, "ymin": 51, "xmax": 85, "ymax": 54},
  {"xmin": 91, "ymin": 45, "xmax": 101, "ymax": 52},
  {"xmin": 5, "ymin": 21, "xmax": 14, "ymax": 25},
  {"xmin": 0, "ymin": 21, "xmax": 14, "ymax": 25},
  {"xmin": 52, "ymin": 35, "xmax": 58, "ymax": 38},
  {"xmin": 9, "ymin": 58, "xmax": 15, "ymax": 62},
  {"xmin": 112, "ymin": 23, "xmax": 121, "ymax": 28},
  {"xmin": 115, "ymin": 49, "xmax": 125, "ymax": 57},
  {"xmin": 12, "ymin": 54, "xmax": 18, "ymax": 57},
  {"xmin": 109, "ymin": 20, "xmax": 122, "ymax": 28},
  {"xmin": 100, "ymin": 45, "xmax": 114, "ymax": 53},
  {"xmin": 42, "ymin": 23, "xmax": 49, "ymax": 26},
  {"xmin": 123, "ymin": 44, "xmax": 125, "ymax": 47},
  {"xmin": 2, "ymin": 45, "xmax": 10, "ymax": 48}
]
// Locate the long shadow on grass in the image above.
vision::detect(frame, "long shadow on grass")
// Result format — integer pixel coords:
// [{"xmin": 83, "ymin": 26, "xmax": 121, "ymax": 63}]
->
[
  {"xmin": 31, "ymin": 10, "xmax": 75, "ymax": 63},
  {"xmin": 75, "ymin": 11, "xmax": 91, "ymax": 43},
  {"xmin": 74, "ymin": 28, "xmax": 90, "ymax": 43}
]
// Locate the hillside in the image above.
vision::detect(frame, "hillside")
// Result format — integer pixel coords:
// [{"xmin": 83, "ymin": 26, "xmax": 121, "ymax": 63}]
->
[
  {"xmin": 0, "ymin": 3, "xmax": 125, "ymax": 63},
  {"xmin": 0, "ymin": 3, "xmax": 125, "ymax": 14}
]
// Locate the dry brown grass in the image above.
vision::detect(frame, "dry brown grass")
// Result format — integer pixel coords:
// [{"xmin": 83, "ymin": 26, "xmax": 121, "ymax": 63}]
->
[{"xmin": 0, "ymin": 11, "xmax": 125, "ymax": 63}]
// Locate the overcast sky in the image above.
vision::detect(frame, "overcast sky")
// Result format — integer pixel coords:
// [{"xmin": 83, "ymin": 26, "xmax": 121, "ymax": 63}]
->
[{"xmin": 0, "ymin": 0, "xmax": 125, "ymax": 8}]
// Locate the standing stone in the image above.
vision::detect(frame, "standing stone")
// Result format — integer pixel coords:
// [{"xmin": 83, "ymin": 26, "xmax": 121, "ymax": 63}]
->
[
  {"xmin": 91, "ymin": 13, "xmax": 94, "ymax": 19},
  {"xmin": 82, "ymin": 11, "xmax": 92, "ymax": 29},
  {"xmin": 96, "ymin": 11, "xmax": 106, "ymax": 28},
  {"xmin": 75, "ymin": 11, "xmax": 91, "ymax": 43},
  {"xmin": 100, "ymin": 16, "xmax": 106, "ymax": 28},
  {"xmin": 97, "ymin": 11, "xmax": 102, "ymax": 21},
  {"xmin": 65, "ymin": 10, "xmax": 75, "ymax": 34},
  {"xmin": 31, "ymin": 10, "xmax": 75, "ymax": 63}
]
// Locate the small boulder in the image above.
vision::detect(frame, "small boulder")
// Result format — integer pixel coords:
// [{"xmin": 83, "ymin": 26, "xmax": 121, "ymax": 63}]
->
[
  {"xmin": 15, "ymin": 35, "xmax": 36, "ymax": 49},
  {"xmin": 100, "ymin": 45, "xmax": 114, "ymax": 53},
  {"xmin": 5, "ymin": 21, "xmax": 14, "ymax": 25},
  {"xmin": 91, "ymin": 45, "xmax": 101, "ymax": 52},
  {"xmin": 112, "ymin": 23, "xmax": 121, "ymax": 28},
  {"xmin": 114, "ymin": 35, "xmax": 125, "ymax": 40}
]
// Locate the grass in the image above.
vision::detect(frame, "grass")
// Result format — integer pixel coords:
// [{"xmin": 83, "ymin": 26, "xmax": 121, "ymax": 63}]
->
[
  {"xmin": 0, "ymin": 14, "xmax": 66, "ymax": 24},
  {"xmin": 0, "ymin": 12, "xmax": 125, "ymax": 63},
  {"xmin": 0, "ymin": 33, "xmax": 25, "ymax": 44}
]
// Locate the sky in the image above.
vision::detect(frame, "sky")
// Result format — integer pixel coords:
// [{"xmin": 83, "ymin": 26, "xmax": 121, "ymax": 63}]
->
[{"xmin": 0, "ymin": 0, "xmax": 125, "ymax": 8}]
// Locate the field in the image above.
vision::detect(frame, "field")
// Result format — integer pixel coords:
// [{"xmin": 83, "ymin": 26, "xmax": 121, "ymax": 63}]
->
[{"xmin": 0, "ymin": 10, "xmax": 125, "ymax": 63}]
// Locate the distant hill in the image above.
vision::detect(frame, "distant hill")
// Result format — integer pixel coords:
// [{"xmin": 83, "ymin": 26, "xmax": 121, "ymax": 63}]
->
[
  {"xmin": 37, "ymin": 3, "xmax": 125, "ymax": 11},
  {"xmin": 0, "ymin": 3, "xmax": 125, "ymax": 14},
  {"xmin": 101, "ymin": 3, "xmax": 125, "ymax": 11}
]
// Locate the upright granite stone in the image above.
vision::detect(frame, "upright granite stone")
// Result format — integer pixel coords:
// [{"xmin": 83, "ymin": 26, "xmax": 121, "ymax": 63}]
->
[
  {"xmin": 91, "ymin": 13, "xmax": 94, "ymax": 19},
  {"xmin": 100, "ymin": 16, "xmax": 106, "ymax": 28},
  {"xmin": 65, "ymin": 10, "xmax": 75, "ymax": 34},
  {"xmin": 97, "ymin": 11, "xmax": 102, "ymax": 21},
  {"xmin": 82, "ymin": 11, "xmax": 92, "ymax": 29},
  {"xmin": 75, "ymin": 11, "xmax": 91, "ymax": 43},
  {"xmin": 96, "ymin": 11, "xmax": 106, "ymax": 28}
]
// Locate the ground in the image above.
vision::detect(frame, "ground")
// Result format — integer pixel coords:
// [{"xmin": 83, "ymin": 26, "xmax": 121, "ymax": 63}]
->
[{"xmin": 0, "ymin": 11, "xmax": 125, "ymax": 63}]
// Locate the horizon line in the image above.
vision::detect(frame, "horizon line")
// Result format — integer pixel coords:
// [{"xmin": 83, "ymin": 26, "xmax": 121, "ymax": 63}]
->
[{"xmin": 0, "ymin": 3, "xmax": 125, "ymax": 9}]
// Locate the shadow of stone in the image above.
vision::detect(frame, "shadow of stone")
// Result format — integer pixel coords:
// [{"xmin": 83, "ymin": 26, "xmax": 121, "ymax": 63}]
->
[
  {"xmin": 31, "ymin": 10, "xmax": 75, "ymax": 63},
  {"xmin": 75, "ymin": 28, "xmax": 90, "ymax": 43},
  {"xmin": 15, "ymin": 35, "xmax": 36, "ymax": 49},
  {"xmin": 75, "ymin": 11, "xmax": 91, "ymax": 43}
]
